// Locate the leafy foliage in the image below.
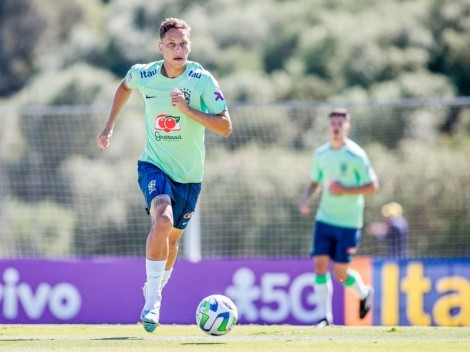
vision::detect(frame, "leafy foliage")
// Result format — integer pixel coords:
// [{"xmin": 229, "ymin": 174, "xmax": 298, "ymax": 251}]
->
[
  {"xmin": 0, "ymin": 0, "xmax": 468, "ymax": 102},
  {"xmin": 0, "ymin": 0, "xmax": 469, "ymax": 258}
]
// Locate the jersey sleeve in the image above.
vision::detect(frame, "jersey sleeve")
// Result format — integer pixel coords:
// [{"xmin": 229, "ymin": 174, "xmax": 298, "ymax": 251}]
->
[
  {"xmin": 354, "ymin": 153, "xmax": 377, "ymax": 185},
  {"xmin": 310, "ymin": 153, "xmax": 323, "ymax": 183},
  {"xmin": 125, "ymin": 64, "xmax": 142, "ymax": 90},
  {"xmin": 200, "ymin": 73, "xmax": 228, "ymax": 114}
]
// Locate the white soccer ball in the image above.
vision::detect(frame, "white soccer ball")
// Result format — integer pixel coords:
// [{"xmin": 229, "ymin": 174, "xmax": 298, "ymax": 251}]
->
[{"xmin": 195, "ymin": 294, "xmax": 238, "ymax": 336}]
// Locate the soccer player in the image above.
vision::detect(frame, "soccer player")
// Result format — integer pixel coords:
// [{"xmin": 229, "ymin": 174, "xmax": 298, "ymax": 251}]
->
[
  {"xmin": 96, "ymin": 18, "xmax": 232, "ymax": 332},
  {"xmin": 299, "ymin": 108, "xmax": 378, "ymax": 326}
]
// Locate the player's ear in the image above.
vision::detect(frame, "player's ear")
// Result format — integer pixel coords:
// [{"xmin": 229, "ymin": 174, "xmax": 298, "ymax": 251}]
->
[{"xmin": 158, "ymin": 41, "xmax": 163, "ymax": 52}]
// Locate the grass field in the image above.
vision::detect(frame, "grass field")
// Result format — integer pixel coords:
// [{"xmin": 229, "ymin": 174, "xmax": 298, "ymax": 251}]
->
[{"xmin": 0, "ymin": 324, "xmax": 469, "ymax": 352}]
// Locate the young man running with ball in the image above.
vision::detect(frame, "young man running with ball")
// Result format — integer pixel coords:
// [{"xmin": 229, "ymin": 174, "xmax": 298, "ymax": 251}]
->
[{"xmin": 97, "ymin": 18, "xmax": 232, "ymax": 332}]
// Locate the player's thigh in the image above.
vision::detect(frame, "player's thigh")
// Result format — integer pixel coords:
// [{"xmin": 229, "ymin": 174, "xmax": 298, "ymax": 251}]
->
[
  {"xmin": 137, "ymin": 161, "xmax": 174, "ymax": 210},
  {"xmin": 310, "ymin": 221, "xmax": 334, "ymax": 258},
  {"xmin": 332, "ymin": 227, "xmax": 361, "ymax": 263},
  {"xmin": 311, "ymin": 222, "xmax": 334, "ymax": 274},
  {"xmin": 172, "ymin": 182, "xmax": 201, "ymax": 230},
  {"xmin": 149, "ymin": 195, "xmax": 173, "ymax": 225}
]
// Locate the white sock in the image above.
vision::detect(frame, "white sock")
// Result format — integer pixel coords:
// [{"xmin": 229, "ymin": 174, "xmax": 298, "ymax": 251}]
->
[
  {"xmin": 160, "ymin": 268, "xmax": 173, "ymax": 290},
  {"xmin": 314, "ymin": 273, "xmax": 333, "ymax": 323},
  {"xmin": 144, "ymin": 259, "xmax": 166, "ymax": 310},
  {"xmin": 344, "ymin": 269, "xmax": 368, "ymax": 299}
]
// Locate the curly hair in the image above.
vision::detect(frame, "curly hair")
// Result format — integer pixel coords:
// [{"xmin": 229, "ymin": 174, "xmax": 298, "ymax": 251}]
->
[{"xmin": 159, "ymin": 17, "xmax": 191, "ymax": 39}]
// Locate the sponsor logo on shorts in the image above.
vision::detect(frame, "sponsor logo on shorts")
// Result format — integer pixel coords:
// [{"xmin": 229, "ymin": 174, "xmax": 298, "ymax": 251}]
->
[
  {"xmin": 347, "ymin": 247, "xmax": 357, "ymax": 255},
  {"xmin": 148, "ymin": 180, "xmax": 156, "ymax": 194},
  {"xmin": 183, "ymin": 212, "xmax": 194, "ymax": 219}
]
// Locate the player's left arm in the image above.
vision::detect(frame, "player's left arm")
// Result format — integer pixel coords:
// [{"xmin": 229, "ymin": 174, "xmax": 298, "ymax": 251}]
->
[
  {"xmin": 329, "ymin": 152, "xmax": 379, "ymax": 195},
  {"xmin": 172, "ymin": 89, "xmax": 232, "ymax": 137},
  {"xmin": 329, "ymin": 180, "xmax": 378, "ymax": 195},
  {"xmin": 170, "ymin": 72, "xmax": 232, "ymax": 137}
]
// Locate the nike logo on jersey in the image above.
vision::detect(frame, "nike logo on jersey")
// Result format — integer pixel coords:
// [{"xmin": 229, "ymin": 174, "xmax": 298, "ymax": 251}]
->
[{"xmin": 146, "ymin": 94, "xmax": 157, "ymax": 99}]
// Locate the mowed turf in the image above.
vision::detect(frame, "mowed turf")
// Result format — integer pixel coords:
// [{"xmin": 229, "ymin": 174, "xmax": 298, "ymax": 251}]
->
[{"xmin": 0, "ymin": 324, "xmax": 469, "ymax": 352}]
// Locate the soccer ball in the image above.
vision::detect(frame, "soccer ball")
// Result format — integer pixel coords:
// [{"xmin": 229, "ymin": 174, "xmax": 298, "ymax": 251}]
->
[{"xmin": 195, "ymin": 294, "xmax": 238, "ymax": 336}]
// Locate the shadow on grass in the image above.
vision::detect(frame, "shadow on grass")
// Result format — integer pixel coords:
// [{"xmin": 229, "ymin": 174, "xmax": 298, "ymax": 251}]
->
[
  {"xmin": 0, "ymin": 337, "xmax": 144, "ymax": 341},
  {"xmin": 93, "ymin": 337, "xmax": 143, "ymax": 340},
  {"xmin": 181, "ymin": 342, "xmax": 226, "ymax": 346},
  {"xmin": 0, "ymin": 338, "xmax": 45, "ymax": 341}
]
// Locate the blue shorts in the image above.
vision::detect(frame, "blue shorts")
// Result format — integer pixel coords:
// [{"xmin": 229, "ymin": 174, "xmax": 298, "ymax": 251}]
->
[
  {"xmin": 310, "ymin": 221, "xmax": 361, "ymax": 263},
  {"xmin": 137, "ymin": 161, "xmax": 201, "ymax": 230}
]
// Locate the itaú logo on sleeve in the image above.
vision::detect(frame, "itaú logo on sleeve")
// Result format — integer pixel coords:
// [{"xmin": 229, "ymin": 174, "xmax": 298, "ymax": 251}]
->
[
  {"xmin": 155, "ymin": 114, "xmax": 181, "ymax": 133},
  {"xmin": 0, "ymin": 267, "xmax": 81, "ymax": 321}
]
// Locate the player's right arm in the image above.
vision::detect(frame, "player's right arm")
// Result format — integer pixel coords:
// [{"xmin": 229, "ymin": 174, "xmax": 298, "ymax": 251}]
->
[
  {"xmin": 299, "ymin": 181, "xmax": 320, "ymax": 215},
  {"xmin": 97, "ymin": 79, "xmax": 133, "ymax": 150},
  {"xmin": 299, "ymin": 150, "xmax": 323, "ymax": 215}
]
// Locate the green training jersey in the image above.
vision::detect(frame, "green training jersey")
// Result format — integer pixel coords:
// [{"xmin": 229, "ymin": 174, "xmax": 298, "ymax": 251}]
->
[
  {"xmin": 125, "ymin": 60, "xmax": 228, "ymax": 183},
  {"xmin": 310, "ymin": 139, "xmax": 377, "ymax": 228}
]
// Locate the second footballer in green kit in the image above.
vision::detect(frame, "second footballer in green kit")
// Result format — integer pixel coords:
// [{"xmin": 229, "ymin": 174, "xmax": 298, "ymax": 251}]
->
[
  {"xmin": 97, "ymin": 18, "xmax": 232, "ymax": 332},
  {"xmin": 299, "ymin": 108, "xmax": 378, "ymax": 326}
]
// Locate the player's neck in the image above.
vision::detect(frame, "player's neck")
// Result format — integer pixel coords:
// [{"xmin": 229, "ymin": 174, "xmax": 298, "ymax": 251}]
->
[
  {"xmin": 161, "ymin": 64, "xmax": 186, "ymax": 78},
  {"xmin": 330, "ymin": 138, "xmax": 346, "ymax": 150}
]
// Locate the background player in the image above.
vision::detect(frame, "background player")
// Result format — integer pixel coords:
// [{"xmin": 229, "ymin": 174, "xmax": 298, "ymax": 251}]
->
[{"xmin": 299, "ymin": 108, "xmax": 378, "ymax": 325}]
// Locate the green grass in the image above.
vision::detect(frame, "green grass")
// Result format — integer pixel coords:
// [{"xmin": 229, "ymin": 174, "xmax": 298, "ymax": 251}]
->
[{"xmin": 0, "ymin": 324, "xmax": 469, "ymax": 352}]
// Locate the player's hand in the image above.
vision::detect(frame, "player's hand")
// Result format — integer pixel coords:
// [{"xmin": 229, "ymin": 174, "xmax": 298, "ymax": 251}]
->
[
  {"xmin": 170, "ymin": 88, "xmax": 187, "ymax": 111},
  {"xmin": 299, "ymin": 202, "xmax": 310, "ymax": 215},
  {"xmin": 328, "ymin": 180, "xmax": 346, "ymax": 195},
  {"xmin": 96, "ymin": 127, "xmax": 113, "ymax": 150}
]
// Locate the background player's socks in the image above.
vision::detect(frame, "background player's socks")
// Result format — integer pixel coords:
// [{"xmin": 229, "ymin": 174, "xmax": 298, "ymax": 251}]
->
[
  {"xmin": 343, "ymin": 268, "xmax": 368, "ymax": 299},
  {"xmin": 314, "ymin": 273, "xmax": 333, "ymax": 324}
]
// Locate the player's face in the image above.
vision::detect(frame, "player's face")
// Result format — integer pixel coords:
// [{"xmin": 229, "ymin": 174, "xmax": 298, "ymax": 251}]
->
[
  {"xmin": 328, "ymin": 115, "xmax": 350, "ymax": 141},
  {"xmin": 159, "ymin": 28, "xmax": 191, "ymax": 72}
]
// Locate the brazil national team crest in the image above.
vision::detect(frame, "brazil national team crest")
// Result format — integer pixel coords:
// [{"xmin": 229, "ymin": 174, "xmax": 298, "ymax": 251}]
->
[{"xmin": 155, "ymin": 114, "xmax": 181, "ymax": 132}]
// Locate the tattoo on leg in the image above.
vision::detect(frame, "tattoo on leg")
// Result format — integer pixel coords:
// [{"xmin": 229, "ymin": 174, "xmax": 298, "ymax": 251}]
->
[{"xmin": 153, "ymin": 194, "xmax": 171, "ymax": 208}]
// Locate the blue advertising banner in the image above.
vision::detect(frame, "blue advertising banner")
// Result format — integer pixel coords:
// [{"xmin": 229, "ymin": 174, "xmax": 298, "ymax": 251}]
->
[{"xmin": 372, "ymin": 259, "xmax": 470, "ymax": 326}]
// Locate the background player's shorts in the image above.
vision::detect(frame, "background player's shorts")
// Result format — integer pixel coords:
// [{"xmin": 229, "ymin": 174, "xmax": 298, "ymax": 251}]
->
[
  {"xmin": 310, "ymin": 221, "xmax": 361, "ymax": 263},
  {"xmin": 137, "ymin": 161, "xmax": 202, "ymax": 230}
]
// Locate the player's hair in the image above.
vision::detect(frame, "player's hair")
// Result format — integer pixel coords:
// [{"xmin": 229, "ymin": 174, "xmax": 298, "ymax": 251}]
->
[
  {"xmin": 381, "ymin": 202, "xmax": 403, "ymax": 217},
  {"xmin": 328, "ymin": 108, "xmax": 350, "ymax": 121},
  {"xmin": 159, "ymin": 18, "xmax": 191, "ymax": 39}
]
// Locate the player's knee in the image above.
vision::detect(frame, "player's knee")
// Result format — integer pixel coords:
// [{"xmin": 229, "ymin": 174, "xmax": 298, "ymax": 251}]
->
[
  {"xmin": 150, "ymin": 214, "xmax": 173, "ymax": 235},
  {"xmin": 333, "ymin": 268, "xmax": 348, "ymax": 282},
  {"xmin": 333, "ymin": 272, "xmax": 346, "ymax": 282}
]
